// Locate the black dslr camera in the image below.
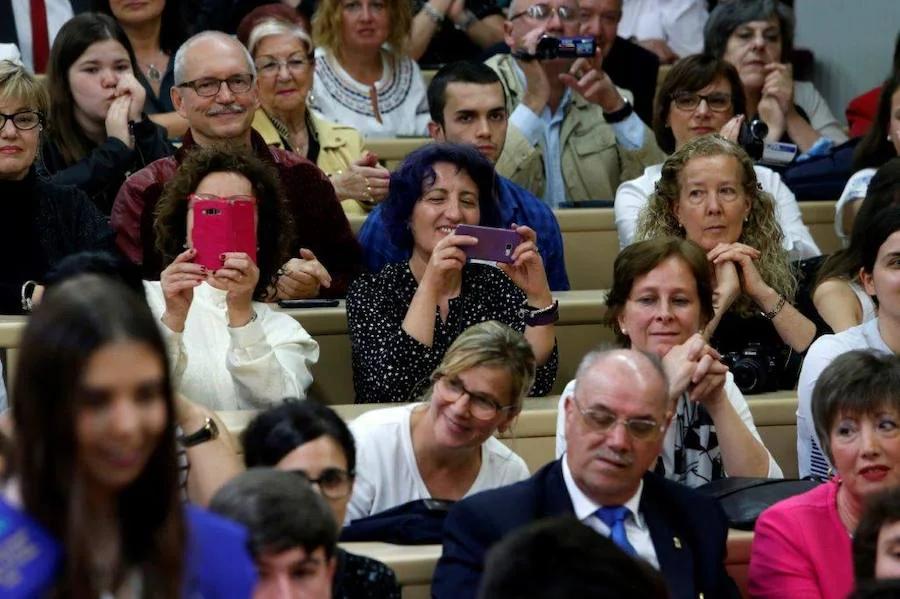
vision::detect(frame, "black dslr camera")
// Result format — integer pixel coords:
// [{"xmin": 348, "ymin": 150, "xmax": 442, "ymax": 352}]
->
[
  {"xmin": 513, "ymin": 36, "xmax": 597, "ymax": 61},
  {"xmin": 721, "ymin": 342, "xmax": 790, "ymax": 395}
]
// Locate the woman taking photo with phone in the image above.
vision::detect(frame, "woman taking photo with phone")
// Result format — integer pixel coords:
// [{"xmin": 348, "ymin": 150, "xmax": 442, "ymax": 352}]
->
[
  {"xmin": 41, "ymin": 12, "xmax": 172, "ymax": 214},
  {"xmin": 6, "ymin": 274, "xmax": 256, "ymax": 597},
  {"xmin": 347, "ymin": 143, "xmax": 558, "ymax": 404},
  {"xmin": 151, "ymin": 144, "xmax": 319, "ymax": 411}
]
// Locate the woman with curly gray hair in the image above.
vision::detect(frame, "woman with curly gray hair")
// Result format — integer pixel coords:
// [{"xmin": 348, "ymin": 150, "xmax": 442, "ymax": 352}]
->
[{"xmin": 636, "ymin": 135, "xmax": 822, "ymax": 393}]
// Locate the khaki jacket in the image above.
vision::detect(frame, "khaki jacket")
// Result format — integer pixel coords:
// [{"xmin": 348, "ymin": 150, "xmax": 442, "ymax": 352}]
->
[
  {"xmin": 252, "ymin": 110, "xmax": 371, "ymax": 214},
  {"xmin": 486, "ymin": 54, "xmax": 665, "ymax": 204}
]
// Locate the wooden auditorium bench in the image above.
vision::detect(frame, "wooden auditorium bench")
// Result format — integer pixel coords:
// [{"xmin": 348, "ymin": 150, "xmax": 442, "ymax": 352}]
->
[
  {"xmin": 342, "ymin": 528, "xmax": 755, "ymax": 599},
  {"xmin": 366, "ymin": 138, "xmax": 431, "ymax": 170}
]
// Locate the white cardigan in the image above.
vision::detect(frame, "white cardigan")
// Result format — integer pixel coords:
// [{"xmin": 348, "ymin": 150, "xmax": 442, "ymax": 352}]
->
[{"xmin": 144, "ymin": 281, "xmax": 319, "ymax": 411}]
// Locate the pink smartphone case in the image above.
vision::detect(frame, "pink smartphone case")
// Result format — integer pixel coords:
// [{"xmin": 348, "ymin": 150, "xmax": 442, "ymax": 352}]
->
[
  {"xmin": 455, "ymin": 224, "xmax": 523, "ymax": 264},
  {"xmin": 191, "ymin": 198, "xmax": 257, "ymax": 270}
]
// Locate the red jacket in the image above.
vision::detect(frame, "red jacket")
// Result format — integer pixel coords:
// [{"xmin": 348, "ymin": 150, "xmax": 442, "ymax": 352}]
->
[
  {"xmin": 111, "ymin": 129, "xmax": 363, "ymax": 297},
  {"xmin": 846, "ymin": 86, "xmax": 880, "ymax": 138}
]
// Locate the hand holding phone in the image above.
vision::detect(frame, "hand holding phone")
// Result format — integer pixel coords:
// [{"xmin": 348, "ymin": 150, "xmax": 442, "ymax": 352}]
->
[
  {"xmin": 454, "ymin": 224, "xmax": 524, "ymax": 264},
  {"xmin": 190, "ymin": 195, "xmax": 257, "ymax": 271}
]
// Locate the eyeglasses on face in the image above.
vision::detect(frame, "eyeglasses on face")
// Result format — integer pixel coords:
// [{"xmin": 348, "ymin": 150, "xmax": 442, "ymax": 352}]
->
[
  {"xmin": 0, "ymin": 111, "xmax": 42, "ymax": 131},
  {"xmin": 672, "ymin": 91, "xmax": 733, "ymax": 113},
  {"xmin": 439, "ymin": 375, "xmax": 516, "ymax": 421},
  {"xmin": 177, "ymin": 74, "xmax": 254, "ymax": 97},
  {"xmin": 255, "ymin": 56, "xmax": 314, "ymax": 77},
  {"xmin": 571, "ymin": 397, "xmax": 664, "ymax": 440},
  {"xmin": 509, "ymin": 3, "xmax": 577, "ymax": 22},
  {"xmin": 290, "ymin": 468, "xmax": 354, "ymax": 499}
]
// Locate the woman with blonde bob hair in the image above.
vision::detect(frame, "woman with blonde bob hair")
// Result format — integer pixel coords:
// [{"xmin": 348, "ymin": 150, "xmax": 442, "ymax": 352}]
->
[
  {"xmin": 637, "ymin": 135, "xmax": 823, "ymax": 393},
  {"xmin": 310, "ymin": 0, "xmax": 429, "ymax": 138},
  {"xmin": 346, "ymin": 320, "xmax": 533, "ymax": 523}
]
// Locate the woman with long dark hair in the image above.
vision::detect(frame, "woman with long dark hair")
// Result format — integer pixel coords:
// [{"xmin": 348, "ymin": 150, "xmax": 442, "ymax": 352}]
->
[
  {"xmin": 7, "ymin": 274, "xmax": 256, "ymax": 597},
  {"xmin": 41, "ymin": 12, "xmax": 172, "ymax": 214}
]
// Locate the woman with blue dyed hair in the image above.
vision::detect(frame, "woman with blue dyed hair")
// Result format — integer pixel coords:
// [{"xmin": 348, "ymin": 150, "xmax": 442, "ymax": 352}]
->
[{"xmin": 347, "ymin": 142, "xmax": 558, "ymax": 404}]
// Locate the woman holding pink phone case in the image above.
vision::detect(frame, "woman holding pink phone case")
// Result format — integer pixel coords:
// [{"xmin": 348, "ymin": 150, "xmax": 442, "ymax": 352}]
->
[
  {"xmin": 148, "ymin": 145, "xmax": 320, "ymax": 411},
  {"xmin": 347, "ymin": 143, "xmax": 558, "ymax": 404}
]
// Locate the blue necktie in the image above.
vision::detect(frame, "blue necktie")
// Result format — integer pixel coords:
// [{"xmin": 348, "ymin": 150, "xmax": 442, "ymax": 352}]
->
[{"xmin": 595, "ymin": 505, "xmax": 637, "ymax": 556}]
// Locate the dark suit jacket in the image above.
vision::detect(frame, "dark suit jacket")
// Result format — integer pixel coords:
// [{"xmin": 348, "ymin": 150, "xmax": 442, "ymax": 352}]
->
[
  {"xmin": 604, "ymin": 36, "xmax": 661, "ymax": 126},
  {"xmin": 431, "ymin": 460, "xmax": 740, "ymax": 599},
  {"xmin": 0, "ymin": 0, "xmax": 92, "ymax": 49}
]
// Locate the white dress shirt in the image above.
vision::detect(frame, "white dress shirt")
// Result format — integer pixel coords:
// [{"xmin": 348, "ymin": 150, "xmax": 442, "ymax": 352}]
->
[
  {"xmin": 11, "ymin": 0, "xmax": 74, "ymax": 73},
  {"xmin": 618, "ymin": 0, "xmax": 708, "ymax": 58},
  {"xmin": 561, "ymin": 455, "xmax": 660, "ymax": 569},
  {"xmin": 614, "ymin": 162, "xmax": 821, "ymax": 260}
]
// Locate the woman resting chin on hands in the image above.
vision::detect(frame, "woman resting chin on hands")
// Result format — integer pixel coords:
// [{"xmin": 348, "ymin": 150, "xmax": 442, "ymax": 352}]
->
[{"xmin": 150, "ymin": 145, "xmax": 319, "ymax": 411}]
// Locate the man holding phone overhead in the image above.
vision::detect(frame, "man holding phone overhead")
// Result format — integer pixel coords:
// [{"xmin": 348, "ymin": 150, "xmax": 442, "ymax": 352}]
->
[
  {"xmin": 358, "ymin": 61, "xmax": 571, "ymax": 291},
  {"xmin": 111, "ymin": 30, "xmax": 363, "ymax": 298}
]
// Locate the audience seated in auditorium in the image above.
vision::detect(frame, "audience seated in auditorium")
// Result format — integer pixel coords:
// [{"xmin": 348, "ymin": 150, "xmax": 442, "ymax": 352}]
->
[
  {"xmin": 346, "ymin": 321, "xmax": 531, "ymax": 521},
  {"xmin": 799, "ymin": 206, "xmax": 900, "ymax": 479},
  {"xmin": 432, "ymin": 347, "xmax": 741, "ymax": 599},
  {"xmin": 0, "ymin": 0, "xmax": 90, "ymax": 74},
  {"xmin": 407, "ymin": 0, "xmax": 504, "ymax": 68},
  {"xmin": 704, "ymin": 0, "xmax": 848, "ymax": 155},
  {"xmin": 581, "ymin": 0, "xmax": 659, "ymax": 126},
  {"xmin": 93, "ymin": 0, "xmax": 190, "ymax": 139},
  {"xmin": 0, "ymin": 60, "xmax": 117, "ymax": 315},
  {"xmin": 618, "ymin": 0, "xmax": 707, "ymax": 64},
  {"xmin": 846, "ymin": 31, "xmax": 900, "ymax": 139},
  {"xmin": 241, "ymin": 14, "xmax": 391, "ymax": 214},
  {"xmin": 487, "ymin": 0, "xmax": 665, "ymax": 206},
  {"xmin": 7, "ymin": 274, "xmax": 257, "ymax": 597},
  {"xmin": 855, "ymin": 486, "xmax": 900, "ymax": 584},
  {"xmin": 40, "ymin": 13, "xmax": 173, "ymax": 214},
  {"xmin": 111, "ymin": 30, "xmax": 363, "ymax": 296},
  {"xmin": 636, "ymin": 136, "xmax": 825, "ymax": 394},
  {"xmin": 347, "ymin": 143, "xmax": 558, "ymax": 403},
  {"xmin": 309, "ymin": 0, "xmax": 430, "ymax": 138},
  {"xmin": 357, "ymin": 60, "xmax": 570, "ymax": 290},
  {"xmin": 556, "ymin": 237, "xmax": 781, "ymax": 484},
  {"xmin": 149, "ymin": 145, "xmax": 319, "ymax": 410},
  {"xmin": 750, "ymin": 349, "xmax": 900, "ymax": 599},
  {"xmin": 835, "ymin": 73, "xmax": 900, "ymax": 246},
  {"xmin": 210, "ymin": 469, "xmax": 338, "ymax": 599},
  {"xmin": 242, "ymin": 399, "xmax": 401, "ymax": 598},
  {"xmin": 41, "ymin": 250, "xmax": 245, "ymax": 505},
  {"xmin": 477, "ymin": 516, "xmax": 670, "ymax": 599},
  {"xmin": 615, "ymin": 54, "xmax": 819, "ymax": 259},
  {"xmin": 813, "ymin": 161, "xmax": 900, "ymax": 333}
]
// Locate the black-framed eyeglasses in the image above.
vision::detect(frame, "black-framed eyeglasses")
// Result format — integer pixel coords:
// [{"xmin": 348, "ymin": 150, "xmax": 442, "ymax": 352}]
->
[
  {"xmin": 439, "ymin": 375, "xmax": 516, "ymax": 421},
  {"xmin": 672, "ymin": 91, "xmax": 733, "ymax": 113},
  {"xmin": 255, "ymin": 56, "xmax": 314, "ymax": 77},
  {"xmin": 509, "ymin": 3, "xmax": 577, "ymax": 22},
  {"xmin": 0, "ymin": 111, "xmax": 42, "ymax": 131},
  {"xmin": 290, "ymin": 468, "xmax": 354, "ymax": 499},
  {"xmin": 177, "ymin": 74, "xmax": 254, "ymax": 97},
  {"xmin": 571, "ymin": 397, "xmax": 664, "ymax": 440}
]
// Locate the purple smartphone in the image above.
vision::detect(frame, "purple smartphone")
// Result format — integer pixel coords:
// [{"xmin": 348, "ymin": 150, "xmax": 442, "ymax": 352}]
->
[{"xmin": 455, "ymin": 224, "xmax": 523, "ymax": 264}]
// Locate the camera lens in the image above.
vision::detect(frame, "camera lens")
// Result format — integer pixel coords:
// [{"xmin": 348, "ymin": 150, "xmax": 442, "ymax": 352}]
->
[
  {"xmin": 732, "ymin": 357, "xmax": 767, "ymax": 395},
  {"xmin": 749, "ymin": 119, "xmax": 769, "ymax": 140}
]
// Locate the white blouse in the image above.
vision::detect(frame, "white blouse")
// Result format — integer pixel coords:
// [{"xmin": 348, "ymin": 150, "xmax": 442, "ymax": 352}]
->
[{"xmin": 144, "ymin": 281, "xmax": 319, "ymax": 411}]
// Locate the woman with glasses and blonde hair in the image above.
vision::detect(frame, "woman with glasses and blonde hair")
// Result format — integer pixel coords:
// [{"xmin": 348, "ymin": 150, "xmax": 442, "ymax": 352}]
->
[
  {"xmin": 346, "ymin": 320, "xmax": 532, "ymax": 522},
  {"xmin": 0, "ymin": 60, "xmax": 117, "ymax": 315},
  {"xmin": 615, "ymin": 53, "xmax": 818, "ymax": 260},
  {"xmin": 555, "ymin": 237, "xmax": 780, "ymax": 487},
  {"xmin": 310, "ymin": 0, "xmax": 430, "ymax": 138},
  {"xmin": 240, "ymin": 12, "xmax": 391, "ymax": 214},
  {"xmin": 241, "ymin": 399, "xmax": 401, "ymax": 598}
]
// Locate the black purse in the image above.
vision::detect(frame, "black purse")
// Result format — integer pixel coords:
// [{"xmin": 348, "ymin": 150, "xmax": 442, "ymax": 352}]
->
[{"xmin": 695, "ymin": 477, "xmax": 822, "ymax": 530}]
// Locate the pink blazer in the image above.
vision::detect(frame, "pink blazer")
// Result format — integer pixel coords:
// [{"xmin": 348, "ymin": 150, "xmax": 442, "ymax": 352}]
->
[{"xmin": 748, "ymin": 480, "xmax": 854, "ymax": 599}]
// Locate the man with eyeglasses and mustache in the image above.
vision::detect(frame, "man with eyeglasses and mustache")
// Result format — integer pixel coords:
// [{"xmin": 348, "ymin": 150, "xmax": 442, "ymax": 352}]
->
[
  {"xmin": 485, "ymin": 0, "xmax": 664, "ymax": 207},
  {"xmin": 432, "ymin": 348, "xmax": 740, "ymax": 599},
  {"xmin": 111, "ymin": 30, "xmax": 363, "ymax": 298}
]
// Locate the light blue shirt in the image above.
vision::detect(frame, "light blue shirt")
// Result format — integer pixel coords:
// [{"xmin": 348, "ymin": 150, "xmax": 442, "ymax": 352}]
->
[{"xmin": 509, "ymin": 62, "xmax": 647, "ymax": 207}]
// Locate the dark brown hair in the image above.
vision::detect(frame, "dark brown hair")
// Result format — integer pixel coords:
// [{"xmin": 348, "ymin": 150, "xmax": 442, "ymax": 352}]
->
[
  {"xmin": 12, "ymin": 275, "xmax": 185, "ymax": 598},
  {"xmin": 604, "ymin": 237, "xmax": 715, "ymax": 346},
  {"xmin": 154, "ymin": 144, "xmax": 295, "ymax": 300},
  {"xmin": 653, "ymin": 54, "xmax": 747, "ymax": 154},
  {"xmin": 854, "ymin": 486, "xmax": 900, "ymax": 582}
]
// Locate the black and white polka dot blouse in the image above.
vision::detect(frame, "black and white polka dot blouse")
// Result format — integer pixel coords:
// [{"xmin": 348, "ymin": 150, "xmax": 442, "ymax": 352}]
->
[{"xmin": 347, "ymin": 262, "xmax": 559, "ymax": 404}]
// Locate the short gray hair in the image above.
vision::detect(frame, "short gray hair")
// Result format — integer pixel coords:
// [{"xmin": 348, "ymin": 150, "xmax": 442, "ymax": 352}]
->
[
  {"xmin": 703, "ymin": 0, "xmax": 795, "ymax": 60},
  {"xmin": 173, "ymin": 30, "xmax": 257, "ymax": 86},
  {"xmin": 247, "ymin": 18, "xmax": 314, "ymax": 58},
  {"xmin": 573, "ymin": 347, "xmax": 670, "ymax": 409},
  {"xmin": 812, "ymin": 349, "xmax": 900, "ymax": 463}
]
